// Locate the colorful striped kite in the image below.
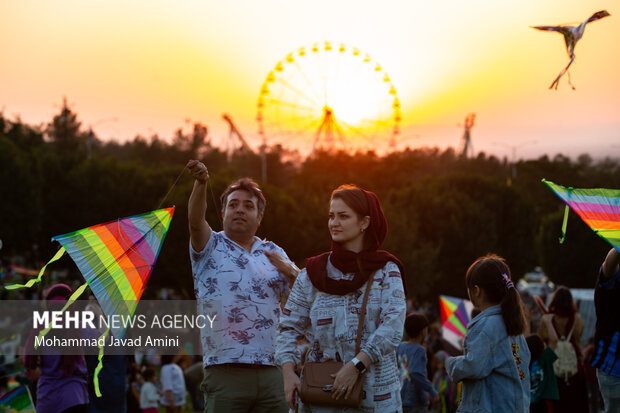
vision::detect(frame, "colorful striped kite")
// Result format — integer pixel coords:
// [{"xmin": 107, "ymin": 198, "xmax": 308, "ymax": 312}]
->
[
  {"xmin": 5, "ymin": 207, "xmax": 175, "ymax": 395},
  {"xmin": 439, "ymin": 295, "xmax": 473, "ymax": 350},
  {"xmin": 543, "ymin": 180, "xmax": 620, "ymax": 252},
  {"xmin": 0, "ymin": 386, "xmax": 35, "ymax": 413}
]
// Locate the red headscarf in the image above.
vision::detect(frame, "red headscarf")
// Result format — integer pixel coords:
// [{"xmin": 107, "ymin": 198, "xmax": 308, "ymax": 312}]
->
[{"xmin": 305, "ymin": 189, "xmax": 407, "ymax": 295}]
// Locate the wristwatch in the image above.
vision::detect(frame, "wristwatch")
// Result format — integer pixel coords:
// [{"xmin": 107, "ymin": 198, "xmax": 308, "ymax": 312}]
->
[{"xmin": 350, "ymin": 357, "xmax": 366, "ymax": 374}]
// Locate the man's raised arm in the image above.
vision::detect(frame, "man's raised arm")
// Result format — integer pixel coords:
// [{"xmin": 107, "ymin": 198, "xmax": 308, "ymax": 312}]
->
[{"xmin": 187, "ymin": 160, "xmax": 211, "ymax": 251}]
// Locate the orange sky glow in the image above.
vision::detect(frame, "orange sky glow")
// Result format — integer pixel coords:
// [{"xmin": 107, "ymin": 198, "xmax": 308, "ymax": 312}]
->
[{"xmin": 1, "ymin": 0, "xmax": 619, "ymax": 159}]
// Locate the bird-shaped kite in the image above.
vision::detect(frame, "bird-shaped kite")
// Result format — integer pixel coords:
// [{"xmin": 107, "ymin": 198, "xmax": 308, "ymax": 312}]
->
[{"xmin": 532, "ymin": 10, "xmax": 610, "ymax": 90}]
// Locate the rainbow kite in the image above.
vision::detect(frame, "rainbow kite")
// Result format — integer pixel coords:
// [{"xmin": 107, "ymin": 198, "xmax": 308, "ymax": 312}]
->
[
  {"xmin": 0, "ymin": 386, "xmax": 35, "ymax": 413},
  {"xmin": 439, "ymin": 295, "xmax": 473, "ymax": 350},
  {"xmin": 5, "ymin": 207, "xmax": 175, "ymax": 395},
  {"xmin": 543, "ymin": 180, "xmax": 620, "ymax": 252}
]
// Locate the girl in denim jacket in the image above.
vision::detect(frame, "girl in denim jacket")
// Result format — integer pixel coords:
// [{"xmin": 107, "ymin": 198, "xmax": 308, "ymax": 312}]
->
[{"xmin": 446, "ymin": 255, "xmax": 531, "ymax": 413}]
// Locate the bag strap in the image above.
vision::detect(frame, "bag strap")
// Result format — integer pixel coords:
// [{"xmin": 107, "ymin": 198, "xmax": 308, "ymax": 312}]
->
[
  {"xmin": 547, "ymin": 314, "xmax": 574, "ymax": 341},
  {"xmin": 543, "ymin": 314, "xmax": 556, "ymax": 338},
  {"xmin": 355, "ymin": 258, "xmax": 376, "ymax": 355}
]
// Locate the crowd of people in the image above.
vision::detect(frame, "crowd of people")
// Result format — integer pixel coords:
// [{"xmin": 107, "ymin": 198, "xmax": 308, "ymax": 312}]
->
[{"xmin": 1, "ymin": 160, "xmax": 619, "ymax": 413}]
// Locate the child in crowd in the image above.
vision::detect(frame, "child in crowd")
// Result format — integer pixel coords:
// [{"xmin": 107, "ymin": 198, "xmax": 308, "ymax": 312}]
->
[
  {"xmin": 526, "ymin": 334, "xmax": 558, "ymax": 413},
  {"xmin": 140, "ymin": 367, "xmax": 160, "ymax": 413},
  {"xmin": 446, "ymin": 254, "xmax": 531, "ymax": 412},
  {"xmin": 432, "ymin": 351, "xmax": 460, "ymax": 413},
  {"xmin": 398, "ymin": 312, "xmax": 439, "ymax": 413},
  {"xmin": 159, "ymin": 354, "xmax": 186, "ymax": 413}
]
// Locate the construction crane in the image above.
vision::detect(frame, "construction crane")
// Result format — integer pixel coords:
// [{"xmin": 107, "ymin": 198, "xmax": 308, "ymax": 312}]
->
[
  {"xmin": 222, "ymin": 114, "xmax": 267, "ymax": 183},
  {"xmin": 460, "ymin": 113, "xmax": 476, "ymax": 158}
]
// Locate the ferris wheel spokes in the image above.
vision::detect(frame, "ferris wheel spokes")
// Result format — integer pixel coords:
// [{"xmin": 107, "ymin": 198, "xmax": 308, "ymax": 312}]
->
[
  {"xmin": 275, "ymin": 77, "xmax": 321, "ymax": 108},
  {"xmin": 257, "ymin": 41, "xmax": 402, "ymax": 155}
]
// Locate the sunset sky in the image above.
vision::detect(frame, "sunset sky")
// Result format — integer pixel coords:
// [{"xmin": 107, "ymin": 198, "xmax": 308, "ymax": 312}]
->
[{"xmin": 1, "ymin": 0, "xmax": 619, "ymax": 159}]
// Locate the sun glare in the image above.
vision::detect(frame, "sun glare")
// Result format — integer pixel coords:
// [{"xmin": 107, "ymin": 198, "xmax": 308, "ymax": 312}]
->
[{"xmin": 256, "ymin": 42, "xmax": 401, "ymax": 154}]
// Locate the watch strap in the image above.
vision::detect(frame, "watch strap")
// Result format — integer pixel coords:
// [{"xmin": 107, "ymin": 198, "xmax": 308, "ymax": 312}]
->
[{"xmin": 351, "ymin": 357, "xmax": 366, "ymax": 373}]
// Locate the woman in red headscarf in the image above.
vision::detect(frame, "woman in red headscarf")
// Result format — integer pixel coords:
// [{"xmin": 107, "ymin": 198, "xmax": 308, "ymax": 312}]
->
[{"xmin": 275, "ymin": 185, "xmax": 407, "ymax": 412}]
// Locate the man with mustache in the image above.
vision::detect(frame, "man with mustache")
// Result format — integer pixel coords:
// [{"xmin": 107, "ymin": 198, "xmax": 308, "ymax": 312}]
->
[{"xmin": 187, "ymin": 160, "xmax": 299, "ymax": 413}]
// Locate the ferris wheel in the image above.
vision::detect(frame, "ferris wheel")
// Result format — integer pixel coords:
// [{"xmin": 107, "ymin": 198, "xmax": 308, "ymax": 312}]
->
[{"xmin": 256, "ymin": 42, "xmax": 402, "ymax": 154}]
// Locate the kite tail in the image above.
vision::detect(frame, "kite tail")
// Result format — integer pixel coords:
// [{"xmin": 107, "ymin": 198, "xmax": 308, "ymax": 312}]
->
[
  {"xmin": 94, "ymin": 327, "xmax": 110, "ymax": 397},
  {"xmin": 34, "ymin": 282, "xmax": 90, "ymax": 349},
  {"xmin": 4, "ymin": 247, "xmax": 66, "ymax": 290},
  {"xmin": 559, "ymin": 204, "xmax": 570, "ymax": 243},
  {"xmin": 549, "ymin": 56, "xmax": 575, "ymax": 90},
  {"xmin": 567, "ymin": 70, "xmax": 576, "ymax": 90}
]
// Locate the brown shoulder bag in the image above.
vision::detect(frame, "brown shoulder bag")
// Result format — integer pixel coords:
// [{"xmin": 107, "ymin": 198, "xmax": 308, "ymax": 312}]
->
[{"xmin": 299, "ymin": 272, "xmax": 374, "ymax": 408}]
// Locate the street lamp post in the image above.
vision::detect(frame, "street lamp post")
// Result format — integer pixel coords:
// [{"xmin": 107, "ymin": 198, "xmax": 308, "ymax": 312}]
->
[{"xmin": 492, "ymin": 141, "xmax": 536, "ymax": 181}]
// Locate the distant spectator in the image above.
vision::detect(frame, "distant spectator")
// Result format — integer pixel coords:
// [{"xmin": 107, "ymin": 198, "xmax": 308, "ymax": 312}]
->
[
  {"xmin": 526, "ymin": 334, "xmax": 559, "ymax": 413},
  {"xmin": 140, "ymin": 368, "xmax": 159, "ymax": 413},
  {"xmin": 398, "ymin": 312, "xmax": 439, "ymax": 412},
  {"xmin": 159, "ymin": 355, "xmax": 186, "ymax": 413},
  {"xmin": 537, "ymin": 286, "xmax": 588, "ymax": 412},
  {"xmin": 24, "ymin": 284, "xmax": 89, "ymax": 413},
  {"xmin": 432, "ymin": 351, "xmax": 459, "ymax": 413},
  {"xmin": 126, "ymin": 362, "xmax": 143, "ymax": 413}
]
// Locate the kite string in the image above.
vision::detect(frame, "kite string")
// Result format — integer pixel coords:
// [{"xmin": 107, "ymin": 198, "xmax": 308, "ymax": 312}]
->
[
  {"xmin": 157, "ymin": 165, "xmax": 188, "ymax": 210},
  {"xmin": 158, "ymin": 162, "xmax": 222, "ymax": 228},
  {"xmin": 207, "ymin": 178, "xmax": 223, "ymax": 229},
  {"xmin": 113, "ymin": 163, "xmax": 188, "ymax": 263},
  {"xmin": 102, "ymin": 162, "xmax": 185, "ymax": 277}
]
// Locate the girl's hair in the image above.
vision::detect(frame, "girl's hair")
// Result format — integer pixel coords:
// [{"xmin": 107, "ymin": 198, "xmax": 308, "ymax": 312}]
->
[
  {"xmin": 330, "ymin": 184, "xmax": 373, "ymax": 250},
  {"xmin": 465, "ymin": 254, "xmax": 526, "ymax": 336},
  {"xmin": 548, "ymin": 286, "xmax": 576, "ymax": 315}
]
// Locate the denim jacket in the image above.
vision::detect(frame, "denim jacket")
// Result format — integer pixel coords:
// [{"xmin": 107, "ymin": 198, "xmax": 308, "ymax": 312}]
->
[{"xmin": 446, "ymin": 305, "xmax": 530, "ymax": 413}]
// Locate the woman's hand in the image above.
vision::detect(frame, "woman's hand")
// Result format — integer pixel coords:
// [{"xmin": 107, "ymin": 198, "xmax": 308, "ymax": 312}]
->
[
  {"xmin": 264, "ymin": 250, "xmax": 298, "ymax": 281},
  {"xmin": 282, "ymin": 362, "xmax": 300, "ymax": 410},
  {"xmin": 331, "ymin": 362, "xmax": 360, "ymax": 400}
]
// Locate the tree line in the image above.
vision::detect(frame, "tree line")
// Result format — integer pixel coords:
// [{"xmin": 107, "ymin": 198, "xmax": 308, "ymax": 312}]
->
[{"xmin": 1, "ymin": 100, "xmax": 619, "ymax": 300}]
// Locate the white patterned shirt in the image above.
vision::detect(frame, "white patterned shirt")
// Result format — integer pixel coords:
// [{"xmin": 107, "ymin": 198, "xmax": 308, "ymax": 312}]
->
[
  {"xmin": 276, "ymin": 257, "xmax": 407, "ymax": 412},
  {"xmin": 190, "ymin": 231, "xmax": 292, "ymax": 367}
]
